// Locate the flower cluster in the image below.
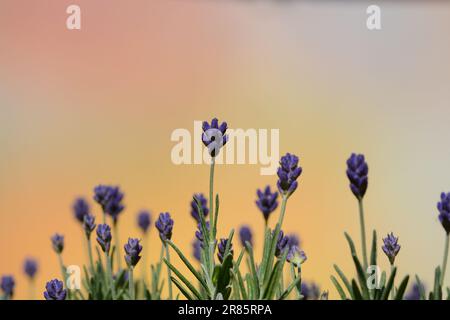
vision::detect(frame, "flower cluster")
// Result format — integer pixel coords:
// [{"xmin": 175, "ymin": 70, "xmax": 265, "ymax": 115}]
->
[
  {"xmin": 156, "ymin": 212, "xmax": 174, "ymax": 241},
  {"xmin": 93, "ymin": 185, "xmax": 125, "ymax": 223},
  {"xmin": 382, "ymin": 232, "xmax": 401, "ymax": 265},
  {"xmin": 255, "ymin": 186, "xmax": 278, "ymax": 223},
  {"xmin": 346, "ymin": 153, "xmax": 368, "ymax": 200},
  {"xmin": 277, "ymin": 153, "xmax": 302, "ymax": 197},
  {"xmin": 124, "ymin": 238, "xmax": 142, "ymax": 267},
  {"xmin": 191, "ymin": 194, "xmax": 209, "ymax": 223}
]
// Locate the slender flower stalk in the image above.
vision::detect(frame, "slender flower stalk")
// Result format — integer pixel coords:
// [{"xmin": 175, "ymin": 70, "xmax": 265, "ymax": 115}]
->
[
  {"xmin": 347, "ymin": 153, "xmax": 369, "ymax": 269},
  {"xmin": 96, "ymin": 224, "xmax": 115, "ymax": 300},
  {"xmin": 138, "ymin": 210, "xmax": 152, "ymax": 283},
  {"xmin": 124, "ymin": 238, "xmax": 142, "ymax": 300},
  {"xmin": 83, "ymin": 214, "xmax": 96, "ymax": 272},
  {"xmin": 113, "ymin": 223, "xmax": 122, "ymax": 270},
  {"xmin": 382, "ymin": 233, "xmax": 400, "ymax": 299},
  {"xmin": 155, "ymin": 212, "xmax": 174, "ymax": 299},
  {"xmin": 23, "ymin": 258, "xmax": 38, "ymax": 300},
  {"xmin": 437, "ymin": 192, "xmax": 450, "ymax": 286}
]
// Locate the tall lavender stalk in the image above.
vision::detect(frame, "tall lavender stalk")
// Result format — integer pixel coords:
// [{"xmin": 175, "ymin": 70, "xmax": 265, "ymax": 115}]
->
[
  {"xmin": 137, "ymin": 210, "xmax": 152, "ymax": 283},
  {"xmin": 96, "ymin": 224, "xmax": 115, "ymax": 300},
  {"xmin": 437, "ymin": 192, "xmax": 450, "ymax": 285},
  {"xmin": 124, "ymin": 238, "xmax": 142, "ymax": 300},
  {"xmin": 155, "ymin": 212, "xmax": 174, "ymax": 299},
  {"xmin": 346, "ymin": 153, "xmax": 369, "ymax": 269},
  {"xmin": 23, "ymin": 258, "xmax": 38, "ymax": 300},
  {"xmin": 382, "ymin": 233, "xmax": 401, "ymax": 299}
]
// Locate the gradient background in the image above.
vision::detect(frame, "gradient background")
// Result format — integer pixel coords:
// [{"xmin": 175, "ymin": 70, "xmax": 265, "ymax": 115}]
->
[{"xmin": 1, "ymin": 0, "xmax": 450, "ymax": 299}]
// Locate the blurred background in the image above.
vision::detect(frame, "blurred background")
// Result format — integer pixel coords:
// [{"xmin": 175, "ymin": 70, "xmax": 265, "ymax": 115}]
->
[{"xmin": 1, "ymin": 0, "xmax": 450, "ymax": 299}]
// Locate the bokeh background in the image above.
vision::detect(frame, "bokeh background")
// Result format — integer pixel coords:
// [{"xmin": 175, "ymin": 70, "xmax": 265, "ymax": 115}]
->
[{"xmin": 1, "ymin": 0, "xmax": 450, "ymax": 299}]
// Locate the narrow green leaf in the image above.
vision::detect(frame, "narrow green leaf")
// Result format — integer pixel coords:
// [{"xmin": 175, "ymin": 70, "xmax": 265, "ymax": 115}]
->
[
  {"xmin": 351, "ymin": 280, "xmax": 363, "ymax": 300},
  {"xmin": 171, "ymin": 277, "xmax": 194, "ymax": 300},
  {"xmin": 395, "ymin": 275, "xmax": 410, "ymax": 300},
  {"xmin": 381, "ymin": 267, "xmax": 397, "ymax": 300},
  {"xmin": 164, "ymin": 258, "xmax": 203, "ymax": 300},
  {"xmin": 333, "ymin": 264, "xmax": 354, "ymax": 299},
  {"xmin": 330, "ymin": 275, "xmax": 347, "ymax": 300}
]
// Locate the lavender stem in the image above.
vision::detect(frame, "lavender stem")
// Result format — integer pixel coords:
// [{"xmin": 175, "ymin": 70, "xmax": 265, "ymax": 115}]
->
[
  {"xmin": 358, "ymin": 199, "xmax": 368, "ymax": 270},
  {"xmin": 441, "ymin": 233, "xmax": 449, "ymax": 286}
]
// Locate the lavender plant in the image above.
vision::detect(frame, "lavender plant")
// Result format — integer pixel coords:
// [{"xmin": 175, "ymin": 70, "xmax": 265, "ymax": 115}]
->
[{"xmin": 3, "ymin": 119, "xmax": 450, "ymax": 301}]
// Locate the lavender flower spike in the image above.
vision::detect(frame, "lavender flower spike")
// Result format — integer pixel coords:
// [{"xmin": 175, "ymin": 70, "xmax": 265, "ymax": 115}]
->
[
  {"xmin": 93, "ymin": 185, "xmax": 125, "ymax": 223},
  {"xmin": 1, "ymin": 275, "xmax": 15, "ymax": 299},
  {"xmin": 274, "ymin": 230, "xmax": 289, "ymax": 258},
  {"xmin": 51, "ymin": 234, "xmax": 64, "ymax": 254},
  {"xmin": 382, "ymin": 232, "xmax": 401, "ymax": 265},
  {"xmin": 83, "ymin": 213, "xmax": 96, "ymax": 239},
  {"xmin": 239, "ymin": 225, "xmax": 253, "ymax": 247},
  {"xmin": 155, "ymin": 212, "xmax": 174, "ymax": 242},
  {"xmin": 287, "ymin": 234, "xmax": 300, "ymax": 249},
  {"xmin": 217, "ymin": 238, "xmax": 233, "ymax": 263},
  {"xmin": 192, "ymin": 239, "xmax": 202, "ymax": 262},
  {"xmin": 124, "ymin": 238, "xmax": 143, "ymax": 267},
  {"xmin": 437, "ymin": 192, "xmax": 450, "ymax": 234},
  {"xmin": 255, "ymin": 186, "xmax": 279, "ymax": 223},
  {"xmin": 346, "ymin": 153, "xmax": 369, "ymax": 200},
  {"xmin": 277, "ymin": 153, "xmax": 302, "ymax": 197},
  {"xmin": 137, "ymin": 210, "xmax": 152, "ymax": 233},
  {"xmin": 73, "ymin": 197, "xmax": 90, "ymax": 223},
  {"xmin": 191, "ymin": 194, "xmax": 209, "ymax": 223},
  {"xmin": 202, "ymin": 118, "xmax": 228, "ymax": 157},
  {"xmin": 43, "ymin": 279, "xmax": 67, "ymax": 300},
  {"xmin": 96, "ymin": 224, "xmax": 112, "ymax": 254},
  {"xmin": 24, "ymin": 258, "xmax": 38, "ymax": 279}
]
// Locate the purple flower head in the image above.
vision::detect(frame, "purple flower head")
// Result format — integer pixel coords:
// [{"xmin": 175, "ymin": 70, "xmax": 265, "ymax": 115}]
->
[
  {"xmin": 287, "ymin": 234, "xmax": 301, "ymax": 248},
  {"xmin": 24, "ymin": 258, "xmax": 38, "ymax": 279},
  {"xmin": 202, "ymin": 118, "xmax": 228, "ymax": 157},
  {"xmin": 124, "ymin": 238, "xmax": 143, "ymax": 267},
  {"xmin": 277, "ymin": 153, "xmax": 302, "ymax": 197},
  {"xmin": 191, "ymin": 194, "xmax": 209, "ymax": 223},
  {"xmin": 192, "ymin": 239, "xmax": 201, "ymax": 262},
  {"xmin": 155, "ymin": 212, "xmax": 174, "ymax": 241},
  {"xmin": 239, "ymin": 225, "xmax": 253, "ymax": 247},
  {"xmin": 346, "ymin": 153, "xmax": 369, "ymax": 200},
  {"xmin": 195, "ymin": 221, "xmax": 210, "ymax": 248},
  {"xmin": 43, "ymin": 279, "xmax": 67, "ymax": 300},
  {"xmin": 404, "ymin": 283, "xmax": 425, "ymax": 300},
  {"xmin": 217, "ymin": 238, "xmax": 233, "ymax": 263},
  {"xmin": 437, "ymin": 192, "xmax": 450, "ymax": 234},
  {"xmin": 287, "ymin": 246, "xmax": 307, "ymax": 267},
  {"xmin": 51, "ymin": 234, "xmax": 64, "ymax": 254},
  {"xmin": 93, "ymin": 185, "xmax": 125, "ymax": 223},
  {"xmin": 255, "ymin": 186, "xmax": 279, "ymax": 222},
  {"xmin": 1, "ymin": 275, "xmax": 15, "ymax": 298},
  {"xmin": 72, "ymin": 197, "xmax": 90, "ymax": 223},
  {"xmin": 137, "ymin": 210, "xmax": 152, "ymax": 233},
  {"xmin": 96, "ymin": 224, "xmax": 112, "ymax": 254},
  {"xmin": 83, "ymin": 214, "xmax": 96, "ymax": 239},
  {"xmin": 301, "ymin": 282, "xmax": 320, "ymax": 300},
  {"xmin": 382, "ymin": 232, "xmax": 401, "ymax": 265},
  {"xmin": 274, "ymin": 230, "xmax": 289, "ymax": 258}
]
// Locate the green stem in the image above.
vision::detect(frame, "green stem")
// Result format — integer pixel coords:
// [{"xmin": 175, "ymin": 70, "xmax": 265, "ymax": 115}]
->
[
  {"xmin": 86, "ymin": 236, "xmax": 95, "ymax": 273},
  {"xmin": 113, "ymin": 222, "xmax": 122, "ymax": 271},
  {"xmin": 129, "ymin": 267, "xmax": 135, "ymax": 300},
  {"xmin": 165, "ymin": 243, "xmax": 173, "ymax": 299},
  {"xmin": 106, "ymin": 253, "xmax": 116, "ymax": 300},
  {"xmin": 441, "ymin": 233, "xmax": 450, "ymax": 286},
  {"xmin": 358, "ymin": 199, "xmax": 368, "ymax": 270},
  {"xmin": 209, "ymin": 157, "xmax": 216, "ymax": 240},
  {"xmin": 142, "ymin": 233, "xmax": 148, "ymax": 284},
  {"xmin": 29, "ymin": 279, "xmax": 35, "ymax": 300},
  {"xmin": 390, "ymin": 264, "xmax": 395, "ymax": 299}
]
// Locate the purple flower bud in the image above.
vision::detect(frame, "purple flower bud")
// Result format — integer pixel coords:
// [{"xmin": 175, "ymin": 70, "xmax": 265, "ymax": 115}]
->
[
  {"xmin": 255, "ymin": 186, "xmax": 278, "ymax": 222},
  {"xmin": 287, "ymin": 234, "xmax": 300, "ymax": 248},
  {"xmin": 93, "ymin": 185, "xmax": 125, "ymax": 223},
  {"xmin": 437, "ymin": 192, "xmax": 450, "ymax": 234},
  {"xmin": 217, "ymin": 238, "xmax": 233, "ymax": 263},
  {"xmin": 301, "ymin": 282, "xmax": 320, "ymax": 300},
  {"xmin": 287, "ymin": 245, "xmax": 307, "ymax": 267},
  {"xmin": 382, "ymin": 232, "xmax": 401, "ymax": 265},
  {"xmin": 96, "ymin": 224, "xmax": 112, "ymax": 254},
  {"xmin": 346, "ymin": 153, "xmax": 369, "ymax": 200},
  {"xmin": 1, "ymin": 275, "xmax": 15, "ymax": 299},
  {"xmin": 137, "ymin": 210, "xmax": 152, "ymax": 233},
  {"xmin": 43, "ymin": 279, "xmax": 67, "ymax": 300},
  {"xmin": 191, "ymin": 194, "xmax": 209, "ymax": 223},
  {"xmin": 83, "ymin": 214, "xmax": 96, "ymax": 239},
  {"xmin": 72, "ymin": 197, "xmax": 90, "ymax": 223},
  {"xmin": 405, "ymin": 283, "xmax": 425, "ymax": 300},
  {"xmin": 239, "ymin": 225, "xmax": 253, "ymax": 247},
  {"xmin": 202, "ymin": 118, "xmax": 228, "ymax": 157},
  {"xmin": 277, "ymin": 153, "xmax": 302, "ymax": 197},
  {"xmin": 124, "ymin": 238, "xmax": 143, "ymax": 267},
  {"xmin": 23, "ymin": 258, "xmax": 38, "ymax": 279},
  {"xmin": 51, "ymin": 234, "xmax": 64, "ymax": 254},
  {"xmin": 195, "ymin": 221, "xmax": 210, "ymax": 247},
  {"xmin": 155, "ymin": 212, "xmax": 174, "ymax": 241},
  {"xmin": 274, "ymin": 230, "xmax": 289, "ymax": 258},
  {"xmin": 192, "ymin": 239, "xmax": 201, "ymax": 262}
]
